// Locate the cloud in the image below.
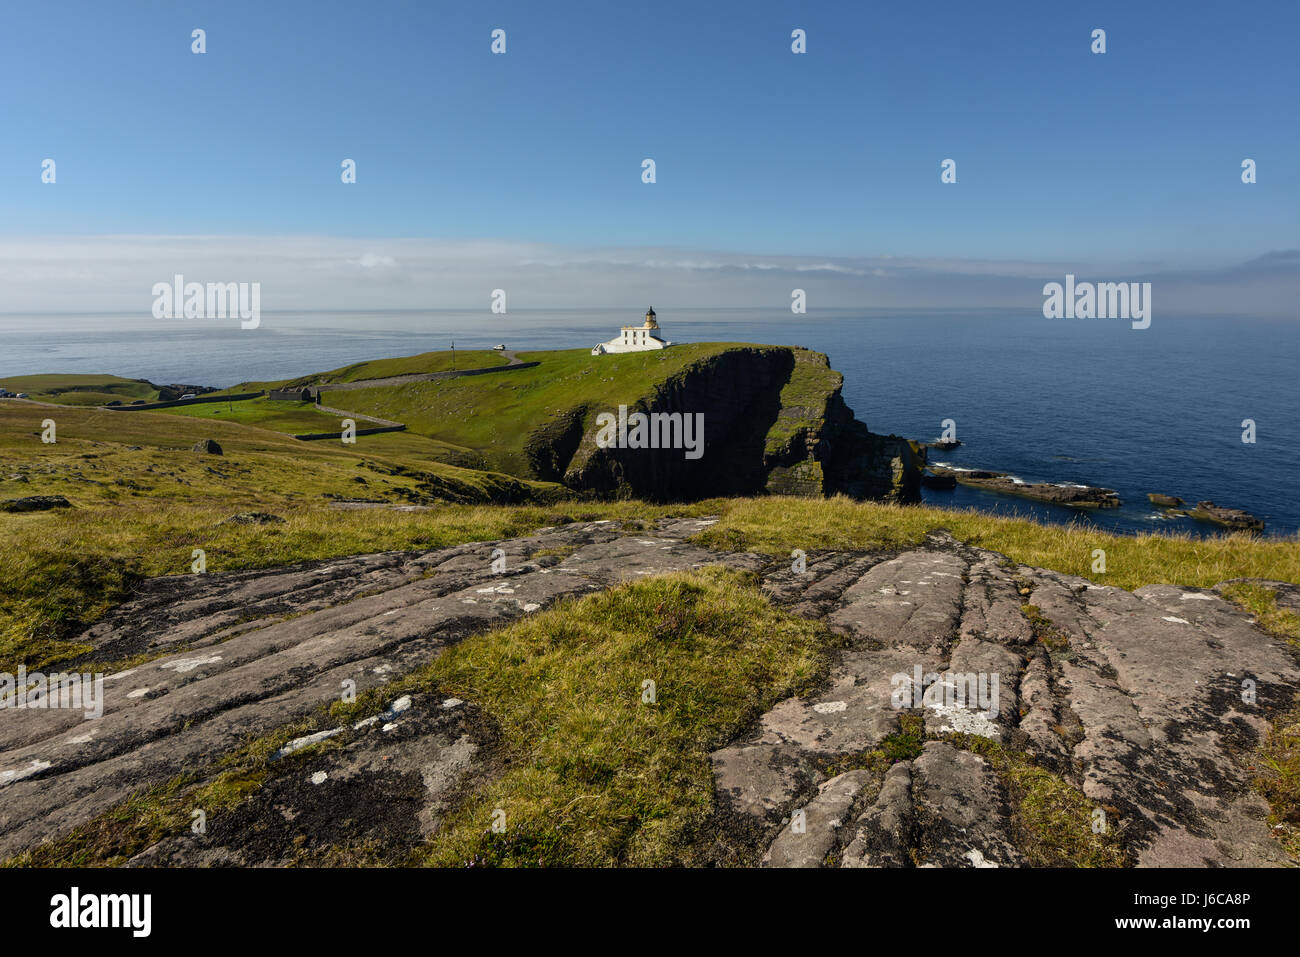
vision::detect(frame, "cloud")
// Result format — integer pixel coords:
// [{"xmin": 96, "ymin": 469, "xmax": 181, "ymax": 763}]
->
[{"xmin": 0, "ymin": 236, "xmax": 1295, "ymax": 317}]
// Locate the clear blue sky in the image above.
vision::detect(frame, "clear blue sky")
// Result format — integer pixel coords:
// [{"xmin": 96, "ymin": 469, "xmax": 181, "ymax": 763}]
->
[{"xmin": 2, "ymin": 0, "xmax": 1296, "ymax": 264}]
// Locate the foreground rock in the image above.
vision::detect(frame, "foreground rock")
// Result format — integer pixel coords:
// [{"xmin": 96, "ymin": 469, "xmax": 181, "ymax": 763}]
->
[
  {"xmin": 191, "ymin": 439, "xmax": 223, "ymax": 455},
  {"xmin": 713, "ymin": 532, "xmax": 1299, "ymax": 868},
  {"xmin": 1, "ymin": 519, "xmax": 1295, "ymax": 867},
  {"xmin": 929, "ymin": 466, "xmax": 1120, "ymax": 507},
  {"xmin": 0, "ymin": 518, "xmax": 758, "ymax": 860}
]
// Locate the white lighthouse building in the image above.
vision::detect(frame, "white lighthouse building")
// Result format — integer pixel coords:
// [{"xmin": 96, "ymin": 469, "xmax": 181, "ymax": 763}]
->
[{"xmin": 591, "ymin": 308, "xmax": 673, "ymax": 355}]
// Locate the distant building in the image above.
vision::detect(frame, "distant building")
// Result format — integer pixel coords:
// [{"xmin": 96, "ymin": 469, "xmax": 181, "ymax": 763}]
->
[{"xmin": 592, "ymin": 308, "xmax": 673, "ymax": 355}]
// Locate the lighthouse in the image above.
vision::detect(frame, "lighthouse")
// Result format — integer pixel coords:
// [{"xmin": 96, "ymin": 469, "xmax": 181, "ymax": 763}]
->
[{"xmin": 591, "ymin": 308, "xmax": 673, "ymax": 355}]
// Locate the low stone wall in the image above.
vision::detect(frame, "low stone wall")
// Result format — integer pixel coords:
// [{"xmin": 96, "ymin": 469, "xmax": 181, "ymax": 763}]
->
[
  {"xmin": 106, "ymin": 391, "xmax": 264, "ymax": 411},
  {"xmin": 292, "ymin": 425, "xmax": 407, "ymax": 441},
  {"xmin": 268, "ymin": 389, "xmax": 314, "ymax": 402}
]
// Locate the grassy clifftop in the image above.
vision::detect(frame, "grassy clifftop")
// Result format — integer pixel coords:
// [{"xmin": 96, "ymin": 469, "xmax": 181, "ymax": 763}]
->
[
  {"xmin": 322, "ymin": 344, "xmax": 754, "ymax": 476},
  {"xmin": 216, "ymin": 349, "xmax": 509, "ymax": 394},
  {"xmin": 0, "ymin": 374, "xmax": 161, "ymax": 407}
]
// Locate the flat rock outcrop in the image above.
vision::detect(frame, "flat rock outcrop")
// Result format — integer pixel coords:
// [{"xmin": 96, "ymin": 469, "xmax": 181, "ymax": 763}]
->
[
  {"xmin": 1183, "ymin": 500, "xmax": 1265, "ymax": 532},
  {"xmin": 930, "ymin": 466, "xmax": 1120, "ymax": 507},
  {"xmin": 2, "ymin": 519, "xmax": 1296, "ymax": 867},
  {"xmin": 712, "ymin": 531, "xmax": 1299, "ymax": 868}
]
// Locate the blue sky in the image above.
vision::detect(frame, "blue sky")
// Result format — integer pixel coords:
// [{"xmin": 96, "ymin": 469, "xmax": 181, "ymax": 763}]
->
[{"xmin": 1, "ymin": 0, "xmax": 1297, "ymax": 312}]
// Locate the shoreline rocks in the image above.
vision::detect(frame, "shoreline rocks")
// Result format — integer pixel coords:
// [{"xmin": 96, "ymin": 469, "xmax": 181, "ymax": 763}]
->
[
  {"xmin": 920, "ymin": 471, "xmax": 957, "ymax": 490},
  {"xmin": 1181, "ymin": 501, "xmax": 1265, "ymax": 533},
  {"xmin": 1147, "ymin": 493, "xmax": 1184, "ymax": 508},
  {"xmin": 928, "ymin": 466, "xmax": 1120, "ymax": 508}
]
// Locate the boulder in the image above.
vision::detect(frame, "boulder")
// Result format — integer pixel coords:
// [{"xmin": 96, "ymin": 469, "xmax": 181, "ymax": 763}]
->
[
  {"xmin": 0, "ymin": 495, "xmax": 72, "ymax": 513},
  {"xmin": 220, "ymin": 512, "xmax": 287, "ymax": 526},
  {"xmin": 192, "ymin": 439, "xmax": 223, "ymax": 455}
]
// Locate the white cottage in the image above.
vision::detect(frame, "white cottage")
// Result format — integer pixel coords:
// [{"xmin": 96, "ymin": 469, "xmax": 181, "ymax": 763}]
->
[{"xmin": 591, "ymin": 308, "xmax": 673, "ymax": 355}]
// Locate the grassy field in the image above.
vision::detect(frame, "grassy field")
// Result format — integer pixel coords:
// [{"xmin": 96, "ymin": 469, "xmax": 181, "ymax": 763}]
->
[
  {"xmin": 0, "ymin": 400, "xmax": 571, "ymax": 670},
  {"xmin": 213, "ymin": 348, "xmax": 509, "ymax": 394},
  {"xmin": 153, "ymin": 396, "xmax": 478, "ymax": 463},
  {"xmin": 414, "ymin": 567, "xmax": 829, "ymax": 865},
  {"xmin": 329, "ymin": 343, "xmax": 770, "ymax": 475},
  {"xmin": 692, "ymin": 496, "xmax": 1300, "ymax": 593},
  {"xmin": 153, "ymin": 396, "xmax": 352, "ymax": 433},
  {"xmin": 0, "ymin": 374, "xmax": 160, "ymax": 406}
]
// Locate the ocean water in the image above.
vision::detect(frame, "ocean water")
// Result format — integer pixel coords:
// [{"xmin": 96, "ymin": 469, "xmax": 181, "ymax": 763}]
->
[{"xmin": 2, "ymin": 309, "xmax": 1297, "ymax": 538}]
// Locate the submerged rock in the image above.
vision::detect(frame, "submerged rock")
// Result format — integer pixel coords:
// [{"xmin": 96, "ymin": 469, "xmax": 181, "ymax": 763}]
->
[
  {"xmin": 1147, "ymin": 493, "xmax": 1184, "ymax": 507},
  {"xmin": 921, "ymin": 471, "xmax": 957, "ymax": 490}
]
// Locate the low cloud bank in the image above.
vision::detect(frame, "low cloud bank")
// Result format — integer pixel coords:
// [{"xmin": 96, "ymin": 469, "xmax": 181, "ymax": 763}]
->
[{"xmin": 1, "ymin": 237, "xmax": 1295, "ymax": 317}]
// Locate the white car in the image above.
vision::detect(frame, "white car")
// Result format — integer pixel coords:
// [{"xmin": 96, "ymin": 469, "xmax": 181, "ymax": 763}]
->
[{"xmin": 180, "ymin": 393, "xmax": 197, "ymax": 400}]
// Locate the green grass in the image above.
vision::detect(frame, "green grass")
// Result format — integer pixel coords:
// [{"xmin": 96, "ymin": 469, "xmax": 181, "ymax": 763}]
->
[
  {"xmin": 1253, "ymin": 707, "xmax": 1300, "ymax": 861},
  {"xmin": 764, "ymin": 348, "xmax": 845, "ymax": 454},
  {"xmin": 690, "ymin": 495, "xmax": 1300, "ymax": 592},
  {"xmin": 153, "ymin": 396, "xmax": 349, "ymax": 432},
  {"xmin": 0, "ymin": 401, "xmax": 578, "ymax": 671},
  {"xmin": 153, "ymin": 396, "xmax": 477, "ymax": 462},
  {"xmin": 1220, "ymin": 582, "xmax": 1300, "ymax": 648},
  {"xmin": 213, "ymin": 349, "xmax": 509, "ymax": 394},
  {"xmin": 0, "ymin": 373, "xmax": 161, "ymax": 406},
  {"xmin": 395, "ymin": 567, "xmax": 830, "ymax": 866},
  {"xmin": 325, "ymin": 343, "xmax": 775, "ymax": 476},
  {"xmin": 946, "ymin": 733, "xmax": 1128, "ymax": 867},
  {"xmin": 1219, "ymin": 582, "xmax": 1300, "ymax": 860}
]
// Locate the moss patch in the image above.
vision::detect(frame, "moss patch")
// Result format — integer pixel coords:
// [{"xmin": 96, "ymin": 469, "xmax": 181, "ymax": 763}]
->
[{"xmin": 946, "ymin": 733, "xmax": 1128, "ymax": 867}]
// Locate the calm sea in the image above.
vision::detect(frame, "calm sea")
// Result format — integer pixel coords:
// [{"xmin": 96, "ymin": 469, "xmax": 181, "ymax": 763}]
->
[{"xmin": 2, "ymin": 309, "xmax": 1296, "ymax": 538}]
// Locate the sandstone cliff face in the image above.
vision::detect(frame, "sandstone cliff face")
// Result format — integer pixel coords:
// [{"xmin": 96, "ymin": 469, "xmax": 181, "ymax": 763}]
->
[{"xmin": 536, "ymin": 347, "xmax": 923, "ymax": 503}]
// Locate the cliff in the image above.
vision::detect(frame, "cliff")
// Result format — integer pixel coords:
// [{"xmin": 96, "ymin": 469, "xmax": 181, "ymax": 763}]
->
[{"xmin": 544, "ymin": 346, "xmax": 924, "ymax": 503}]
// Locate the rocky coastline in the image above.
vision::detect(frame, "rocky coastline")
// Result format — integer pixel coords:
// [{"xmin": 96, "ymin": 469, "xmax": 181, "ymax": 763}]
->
[{"xmin": 927, "ymin": 466, "xmax": 1121, "ymax": 508}]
